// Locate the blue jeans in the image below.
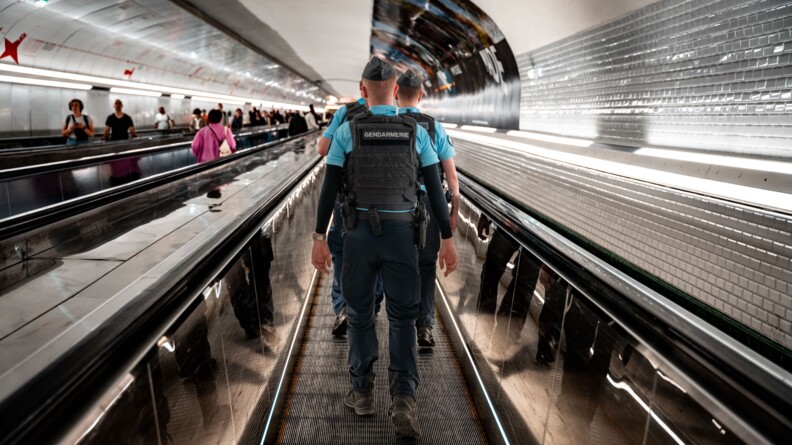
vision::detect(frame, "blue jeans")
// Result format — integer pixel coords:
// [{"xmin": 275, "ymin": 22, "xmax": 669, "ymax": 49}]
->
[
  {"xmin": 417, "ymin": 195, "xmax": 441, "ymax": 328},
  {"xmin": 329, "ymin": 202, "xmax": 384, "ymax": 316},
  {"xmin": 343, "ymin": 219, "xmax": 419, "ymax": 398}
]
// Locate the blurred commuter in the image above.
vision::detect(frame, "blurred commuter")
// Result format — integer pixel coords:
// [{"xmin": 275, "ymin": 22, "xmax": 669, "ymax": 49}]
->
[
  {"xmin": 396, "ymin": 70, "xmax": 459, "ymax": 348},
  {"xmin": 288, "ymin": 111, "xmax": 308, "ymax": 136},
  {"xmin": 231, "ymin": 108, "xmax": 244, "ymax": 130},
  {"xmin": 305, "ymin": 104, "xmax": 320, "ymax": 130},
  {"xmin": 103, "ymin": 99, "xmax": 136, "ymax": 141},
  {"xmin": 271, "ymin": 109, "xmax": 285, "ymax": 124},
  {"xmin": 201, "ymin": 109, "xmax": 208, "ymax": 122},
  {"xmin": 192, "ymin": 109, "xmax": 237, "ymax": 163},
  {"xmin": 193, "ymin": 109, "xmax": 236, "ymax": 199},
  {"xmin": 249, "ymin": 107, "xmax": 257, "ymax": 127},
  {"xmin": 217, "ymin": 103, "xmax": 228, "ymax": 126},
  {"xmin": 191, "ymin": 108, "xmax": 206, "ymax": 132},
  {"xmin": 62, "ymin": 98, "xmax": 94, "ymax": 145},
  {"xmin": 154, "ymin": 106, "xmax": 174, "ymax": 130}
]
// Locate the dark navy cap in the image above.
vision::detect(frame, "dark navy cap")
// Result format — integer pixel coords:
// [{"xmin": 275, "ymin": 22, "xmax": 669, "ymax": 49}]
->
[
  {"xmin": 362, "ymin": 56, "xmax": 395, "ymax": 81},
  {"xmin": 397, "ymin": 70, "xmax": 422, "ymax": 88}
]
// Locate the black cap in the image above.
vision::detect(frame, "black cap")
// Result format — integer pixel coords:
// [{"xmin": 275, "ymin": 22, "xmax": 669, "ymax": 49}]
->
[
  {"xmin": 397, "ymin": 70, "xmax": 422, "ymax": 88},
  {"xmin": 362, "ymin": 56, "xmax": 395, "ymax": 81}
]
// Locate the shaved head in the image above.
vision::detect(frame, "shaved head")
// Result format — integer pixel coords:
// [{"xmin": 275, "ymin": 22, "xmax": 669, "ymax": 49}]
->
[{"xmin": 362, "ymin": 78, "xmax": 397, "ymax": 106}]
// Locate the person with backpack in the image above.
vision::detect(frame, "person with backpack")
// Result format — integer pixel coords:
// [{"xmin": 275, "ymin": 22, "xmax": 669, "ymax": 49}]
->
[
  {"xmin": 62, "ymin": 98, "xmax": 95, "ymax": 145},
  {"xmin": 191, "ymin": 109, "xmax": 236, "ymax": 163}
]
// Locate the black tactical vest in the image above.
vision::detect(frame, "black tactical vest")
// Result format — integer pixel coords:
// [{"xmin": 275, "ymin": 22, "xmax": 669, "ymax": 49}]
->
[
  {"xmin": 399, "ymin": 111, "xmax": 436, "ymax": 143},
  {"xmin": 343, "ymin": 101, "xmax": 368, "ymax": 123},
  {"xmin": 401, "ymin": 111, "xmax": 442, "ymax": 184},
  {"xmin": 344, "ymin": 113, "xmax": 420, "ymax": 211}
]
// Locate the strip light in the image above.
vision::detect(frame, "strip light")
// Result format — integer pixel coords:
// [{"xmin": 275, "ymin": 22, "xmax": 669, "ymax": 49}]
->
[
  {"xmin": 506, "ymin": 130, "xmax": 593, "ymax": 148},
  {"xmin": 461, "ymin": 125, "xmax": 498, "ymax": 133},
  {"xmin": 0, "ymin": 62, "xmax": 320, "ymax": 110},
  {"xmin": 170, "ymin": 93, "xmax": 185, "ymax": 99},
  {"xmin": 109, "ymin": 87, "xmax": 162, "ymax": 97},
  {"xmin": 440, "ymin": 123, "xmax": 458, "ymax": 129},
  {"xmin": 192, "ymin": 95, "xmax": 245, "ymax": 105},
  {"xmin": 0, "ymin": 74, "xmax": 92, "ymax": 90},
  {"xmin": 607, "ymin": 374, "xmax": 685, "ymax": 445},
  {"xmin": 447, "ymin": 130, "xmax": 792, "ymax": 214},
  {"xmin": 635, "ymin": 147, "xmax": 792, "ymax": 174}
]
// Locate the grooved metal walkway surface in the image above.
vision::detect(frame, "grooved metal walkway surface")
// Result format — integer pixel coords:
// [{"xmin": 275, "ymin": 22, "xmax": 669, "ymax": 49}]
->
[{"xmin": 276, "ymin": 277, "xmax": 488, "ymax": 444}]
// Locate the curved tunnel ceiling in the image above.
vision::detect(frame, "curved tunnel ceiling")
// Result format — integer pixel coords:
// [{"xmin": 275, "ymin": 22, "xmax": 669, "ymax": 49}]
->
[
  {"xmin": 0, "ymin": 0, "xmax": 665, "ymax": 118},
  {"xmin": 0, "ymin": 0, "xmax": 330, "ymax": 105}
]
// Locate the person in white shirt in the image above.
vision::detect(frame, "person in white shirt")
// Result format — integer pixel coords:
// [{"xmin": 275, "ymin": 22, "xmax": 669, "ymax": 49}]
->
[
  {"xmin": 154, "ymin": 106, "xmax": 174, "ymax": 130},
  {"xmin": 305, "ymin": 104, "xmax": 320, "ymax": 130}
]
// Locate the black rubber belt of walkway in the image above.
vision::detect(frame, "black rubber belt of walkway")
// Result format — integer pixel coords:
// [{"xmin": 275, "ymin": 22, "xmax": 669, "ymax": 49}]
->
[{"xmin": 275, "ymin": 276, "xmax": 488, "ymax": 444}]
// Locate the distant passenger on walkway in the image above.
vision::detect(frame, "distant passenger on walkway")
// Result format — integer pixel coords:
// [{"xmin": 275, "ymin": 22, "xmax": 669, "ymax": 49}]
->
[
  {"xmin": 217, "ymin": 103, "xmax": 229, "ymax": 126},
  {"xmin": 305, "ymin": 104, "xmax": 320, "ymax": 130},
  {"xmin": 287, "ymin": 111, "xmax": 308, "ymax": 136},
  {"xmin": 154, "ymin": 106, "xmax": 174, "ymax": 130},
  {"xmin": 191, "ymin": 108, "xmax": 206, "ymax": 132},
  {"xmin": 191, "ymin": 109, "xmax": 237, "ymax": 163},
  {"xmin": 103, "ymin": 99, "xmax": 136, "ymax": 141},
  {"xmin": 62, "ymin": 98, "xmax": 94, "ymax": 145},
  {"xmin": 231, "ymin": 108, "xmax": 244, "ymax": 129}
]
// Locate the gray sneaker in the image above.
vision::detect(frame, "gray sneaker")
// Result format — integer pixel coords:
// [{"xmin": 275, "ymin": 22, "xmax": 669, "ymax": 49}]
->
[
  {"xmin": 344, "ymin": 389, "xmax": 374, "ymax": 416},
  {"xmin": 389, "ymin": 394, "xmax": 420, "ymax": 438}
]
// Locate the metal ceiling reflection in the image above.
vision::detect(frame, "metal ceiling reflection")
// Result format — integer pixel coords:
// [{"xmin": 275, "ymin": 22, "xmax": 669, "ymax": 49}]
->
[
  {"xmin": 372, "ymin": 0, "xmax": 521, "ymax": 129},
  {"xmin": 0, "ymin": 0, "xmax": 328, "ymax": 104}
]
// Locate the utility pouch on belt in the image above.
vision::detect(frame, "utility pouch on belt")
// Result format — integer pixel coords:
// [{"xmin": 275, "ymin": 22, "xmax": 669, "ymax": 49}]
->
[
  {"xmin": 414, "ymin": 202, "xmax": 428, "ymax": 249},
  {"xmin": 341, "ymin": 200, "xmax": 357, "ymax": 230},
  {"xmin": 369, "ymin": 208, "xmax": 383, "ymax": 236}
]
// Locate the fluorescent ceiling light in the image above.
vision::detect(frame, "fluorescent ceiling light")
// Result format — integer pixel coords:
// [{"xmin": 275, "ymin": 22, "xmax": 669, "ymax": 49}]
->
[
  {"xmin": 192, "ymin": 96, "xmax": 245, "ymax": 105},
  {"xmin": 635, "ymin": 147, "xmax": 792, "ymax": 175},
  {"xmin": 507, "ymin": 130, "xmax": 593, "ymax": 148},
  {"xmin": 170, "ymin": 93, "xmax": 185, "ymax": 99},
  {"xmin": 0, "ymin": 63, "xmax": 317, "ymax": 112},
  {"xmin": 0, "ymin": 74, "xmax": 92, "ymax": 90},
  {"xmin": 446, "ymin": 129, "xmax": 792, "ymax": 214},
  {"xmin": 461, "ymin": 125, "xmax": 498, "ymax": 133},
  {"xmin": 109, "ymin": 87, "xmax": 162, "ymax": 97},
  {"xmin": 440, "ymin": 123, "xmax": 458, "ymax": 129}
]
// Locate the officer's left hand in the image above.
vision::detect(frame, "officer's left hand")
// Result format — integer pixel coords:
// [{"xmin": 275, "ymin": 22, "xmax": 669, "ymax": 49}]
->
[
  {"xmin": 438, "ymin": 238, "xmax": 458, "ymax": 276},
  {"xmin": 311, "ymin": 240, "xmax": 332, "ymax": 274}
]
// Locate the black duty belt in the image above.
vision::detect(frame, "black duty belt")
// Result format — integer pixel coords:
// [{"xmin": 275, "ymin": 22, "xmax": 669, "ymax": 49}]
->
[{"xmin": 355, "ymin": 209, "xmax": 415, "ymax": 222}]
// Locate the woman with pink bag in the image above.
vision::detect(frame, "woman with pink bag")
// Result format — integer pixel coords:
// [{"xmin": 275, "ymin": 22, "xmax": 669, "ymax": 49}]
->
[
  {"xmin": 192, "ymin": 109, "xmax": 237, "ymax": 198},
  {"xmin": 191, "ymin": 109, "xmax": 237, "ymax": 163}
]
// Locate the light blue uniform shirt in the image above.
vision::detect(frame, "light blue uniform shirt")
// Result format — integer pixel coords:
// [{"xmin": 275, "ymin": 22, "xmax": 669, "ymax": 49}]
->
[
  {"xmin": 323, "ymin": 98, "xmax": 366, "ymax": 139},
  {"xmin": 398, "ymin": 106, "xmax": 455, "ymax": 192},
  {"xmin": 327, "ymin": 104, "xmax": 439, "ymax": 212},
  {"xmin": 397, "ymin": 106, "xmax": 455, "ymax": 161}
]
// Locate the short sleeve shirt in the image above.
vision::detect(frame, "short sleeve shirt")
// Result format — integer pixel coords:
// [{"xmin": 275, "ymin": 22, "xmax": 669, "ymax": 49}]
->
[
  {"xmin": 326, "ymin": 105, "xmax": 439, "ymax": 168},
  {"xmin": 397, "ymin": 107, "xmax": 455, "ymax": 161},
  {"xmin": 323, "ymin": 98, "xmax": 366, "ymax": 140},
  {"xmin": 105, "ymin": 113, "xmax": 134, "ymax": 140}
]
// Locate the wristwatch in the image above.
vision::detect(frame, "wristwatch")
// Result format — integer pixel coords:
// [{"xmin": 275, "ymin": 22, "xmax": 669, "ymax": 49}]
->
[{"xmin": 312, "ymin": 232, "xmax": 326, "ymax": 241}]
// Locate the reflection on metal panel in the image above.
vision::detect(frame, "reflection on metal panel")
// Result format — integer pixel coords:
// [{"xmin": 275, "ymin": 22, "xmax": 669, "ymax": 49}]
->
[
  {"xmin": 371, "ymin": 0, "xmax": 521, "ymax": 129},
  {"xmin": 517, "ymin": 0, "xmax": 792, "ymax": 154},
  {"xmin": 63, "ymin": 163, "xmax": 322, "ymax": 445},
  {"xmin": 437, "ymin": 196, "xmax": 754, "ymax": 445},
  {"xmin": 453, "ymin": 136, "xmax": 792, "ymax": 362}
]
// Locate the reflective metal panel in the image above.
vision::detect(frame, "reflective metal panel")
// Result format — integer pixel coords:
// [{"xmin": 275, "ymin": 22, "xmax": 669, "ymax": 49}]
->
[
  {"xmin": 372, "ymin": 0, "xmax": 521, "ymax": 129},
  {"xmin": 60, "ymin": 156, "xmax": 322, "ymax": 445},
  {"xmin": 517, "ymin": 0, "xmax": 792, "ymax": 155},
  {"xmin": 438, "ymin": 195, "xmax": 756, "ymax": 445}
]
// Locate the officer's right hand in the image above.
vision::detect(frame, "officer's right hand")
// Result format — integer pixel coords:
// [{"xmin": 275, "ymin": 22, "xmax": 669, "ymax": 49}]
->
[
  {"xmin": 311, "ymin": 239, "xmax": 332, "ymax": 274},
  {"xmin": 438, "ymin": 238, "xmax": 458, "ymax": 276}
]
